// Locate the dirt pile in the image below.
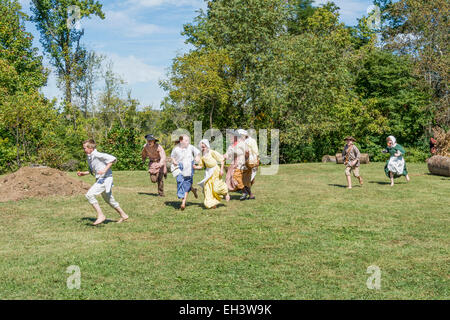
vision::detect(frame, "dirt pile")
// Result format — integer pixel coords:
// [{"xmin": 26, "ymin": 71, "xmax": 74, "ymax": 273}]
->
[{"xmin": 0, "ymin": 167, "xmax": 91, "ymax": 202}]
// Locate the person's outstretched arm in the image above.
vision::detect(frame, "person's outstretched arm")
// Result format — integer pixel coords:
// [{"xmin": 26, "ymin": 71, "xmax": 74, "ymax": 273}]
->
[
  {"xmin": 158, "ymin": 145, "xmax": 166, "ymax": 168},
  {"xmin": 141, "ymin": 146, "xmax": 148, "ymax": 163}
]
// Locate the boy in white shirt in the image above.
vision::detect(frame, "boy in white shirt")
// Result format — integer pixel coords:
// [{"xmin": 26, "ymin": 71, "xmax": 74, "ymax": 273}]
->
[
  {"xmin": 77, "ymin": 139, "xmax": 129, "ymax": 225},
  {"xmin": 170, "ymin": 134, "xmax": 200, "ymax": 210}
]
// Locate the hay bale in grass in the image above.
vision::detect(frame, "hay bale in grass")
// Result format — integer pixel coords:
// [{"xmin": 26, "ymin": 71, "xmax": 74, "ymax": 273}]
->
[
  {"xmin": 335, "ymin": 153, "xmax": 344, "ymax": 164},
  {"xmin": 335, "ymin": 153, "xmax": 370, "ymax": 164},
  {"xmin": 360, "ymin": 153, "xmax": 370, "ymax": 164},
  {"xmin": 427, "ymin": 155, "xmax": 450, "ymax": 177},
  {"xmin": 322, "ymin": 155, "xmax": 336, "ymax": 163}
]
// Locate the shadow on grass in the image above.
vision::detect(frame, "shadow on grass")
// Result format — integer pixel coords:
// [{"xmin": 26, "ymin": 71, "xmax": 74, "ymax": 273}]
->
[
  {"xmin": 164, "ymin": 201, "xmax": 203, "ymax": 210},
  {"xmin": 229, "ymin": 194, "xmax": 245, "ymax": 200},
  {"xmin": 369, "ymin": 181, "xmax": 390, "ymax": 185},
  {"xmin": 328, "ymin": 184, "xmax": 348, "ymax": 188},
  {"xmin": 425, "ymin": 173, "xmax": 450, "ymax": 180},
  {"xmin": 81, "ymin": 217, "xmax": 116, "ymax": 226},
  {"xmin": 138, "ymin": 192, "xmax": 160, "ymax": 197}
]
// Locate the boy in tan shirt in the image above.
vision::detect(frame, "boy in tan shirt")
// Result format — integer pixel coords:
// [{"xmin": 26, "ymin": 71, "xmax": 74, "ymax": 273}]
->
[
  {"xmin": 141, "ymin": 134, "xmax": 167, "ymax": 196},
  {"xmin": 342, "ymin": 136, "xmax": 363, "ymax": 189}
]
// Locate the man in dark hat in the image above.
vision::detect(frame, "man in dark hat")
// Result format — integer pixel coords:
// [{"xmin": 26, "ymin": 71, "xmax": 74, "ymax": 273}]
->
[
  {"xmin": 142, "ymin": 134, "xmax": 167, "ymax": 196},
  {"xmin": 342, "ymin": 136, "xmax": 363, "ymax": 189}
]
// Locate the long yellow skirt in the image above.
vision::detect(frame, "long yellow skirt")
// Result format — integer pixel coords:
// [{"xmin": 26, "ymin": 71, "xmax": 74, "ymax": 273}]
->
[{"xmin": 203, "ymin": 167, "xmax": 228, "ymax": 209}]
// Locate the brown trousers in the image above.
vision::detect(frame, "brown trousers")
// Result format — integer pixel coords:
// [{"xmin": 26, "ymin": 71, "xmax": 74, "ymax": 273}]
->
[
  {"xmin": 233, "ymin": 168, "xmax": 252, "ymax": 190},
  {"xmin": 150, "ymin": 169, "xmax": 165, "ymax": 196}
]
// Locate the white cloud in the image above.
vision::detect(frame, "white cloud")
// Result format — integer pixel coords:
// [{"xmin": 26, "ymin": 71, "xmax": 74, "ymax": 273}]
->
[
  {"xmin": 106, "ymin": 53, "xmax": 164, "ymax": 85},
  {"xmin": 314, "ymin": 0, "xmax": 372, "ymax": 25},
  {"xmin": 19, "ymin": 0, "xmax": 31, "ymax": 11},
  {"xmin": 83, "ymin": 10, "xmax": 166, "ymax": 37},
  {"xmin": 126, "ymin": 0, "xmax": 205, "ymax": 8}
]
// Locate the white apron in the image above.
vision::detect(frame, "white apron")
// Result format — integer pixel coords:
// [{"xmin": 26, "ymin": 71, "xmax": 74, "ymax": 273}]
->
[{"xmin": 387, "ymin": 156, "xmax": 405, "ymax": 175}]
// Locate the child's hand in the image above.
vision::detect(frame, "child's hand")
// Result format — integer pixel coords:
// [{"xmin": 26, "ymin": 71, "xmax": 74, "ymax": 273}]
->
[
  {"xmin": 77, "ymin": 171, "xmax": 82, "ymax": 176},
  {"xmin": 394, "ymin": 152, "xmax": 401, "ymax": 157}
]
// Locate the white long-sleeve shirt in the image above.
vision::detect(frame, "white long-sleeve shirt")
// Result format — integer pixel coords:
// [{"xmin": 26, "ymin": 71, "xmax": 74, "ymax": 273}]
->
[
  {"xmin": 171, "ymin": 144, "xmax": 200, "ymax": 177},
  {"xmin": 87, "ymin": 149, "xmax": 117, "ymax": 179},
  {"xmin": 245, "ymin": 137, "xmax": 259, "ymax": 162}
]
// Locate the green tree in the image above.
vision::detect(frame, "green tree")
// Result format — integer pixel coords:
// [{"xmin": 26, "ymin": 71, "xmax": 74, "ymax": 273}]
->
[
  {"xmin": 355, "ymin": 48, "xmax": 432, "ymax": 146},
  {"xmin": 30, "ymin": 0, "xmax": 105, "ymax": 127},
  {"xmin": 182, "ymin": 0, "xmax": 289, "ymax": 127},
  {"xmin": 74, "ymin": 51, "xmax": 104, "ymax": 118},
  {"xmin": 161, "ymin": 49, "xmax": 235, "ymax": 130},
  {"xmin": 0, "ymin": 0, "xmax": 51, "ymax": 170},
  {"xmin": 377, "ymin": 0, "xmax": 449, "ymax": 127},
  {"xmin": 286, "ymin": 0, "xmax": 317, "ymax": 35},
  {"xmin": 98, "ymin": 61, "xmax": 128, "ymax": 131}
]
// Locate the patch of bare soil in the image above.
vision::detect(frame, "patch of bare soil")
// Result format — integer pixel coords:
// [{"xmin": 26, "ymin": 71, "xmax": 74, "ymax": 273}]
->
[{"xmin": 0, "ymin": 167, "xmax": 90, "ymax": 202}]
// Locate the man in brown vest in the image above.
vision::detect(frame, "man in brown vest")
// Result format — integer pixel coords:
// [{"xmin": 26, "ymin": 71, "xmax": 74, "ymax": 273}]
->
[{"xmin": 142, "ymin": 134, "xmax": 167, "ymax": 196}]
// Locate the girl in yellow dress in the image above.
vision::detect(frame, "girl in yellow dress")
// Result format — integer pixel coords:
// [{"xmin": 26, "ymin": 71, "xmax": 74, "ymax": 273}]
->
[{"xmin": 193, "ymin": 139, "xmax": 230, "ymax": 209}]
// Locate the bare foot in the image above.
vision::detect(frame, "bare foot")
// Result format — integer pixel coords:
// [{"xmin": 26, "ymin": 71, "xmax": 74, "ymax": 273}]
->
[
  {"xmin": 406, "ymin": 175, "xmax": 410, "ymax": 182},
  {"xmin": 358, "ymin": 177, "xmax": 363, "ymax": 185},
  {"xmin": 212, "ymin": 205, "xmax": 217, "ymax": 209},
  {"xmin": 347, "ymin": 187, "xmax": 352, "ymax": 189},
  {"xmin": 225, "ymin": 194, "xmax": 230, "ymax": 202},
  {"xmin": 390, "ymin": 182, "xmax": 394, "ymax": 187},
  {"xmin": 93, "ymin": 216, "xmax": 106, "ymax": 226},
  {"xmin": 180, "ymin": 200, "xmax": 186, "ymax": 211},
  {"xmin": 117, "ymin": 216, "xmax": 129, "ymax": 223}
]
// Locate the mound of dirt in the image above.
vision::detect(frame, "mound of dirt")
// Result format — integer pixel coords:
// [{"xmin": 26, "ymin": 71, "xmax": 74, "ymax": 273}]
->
[{"xmin": 0, "ymin": 167, "xmax": 91, "ymax": 202}]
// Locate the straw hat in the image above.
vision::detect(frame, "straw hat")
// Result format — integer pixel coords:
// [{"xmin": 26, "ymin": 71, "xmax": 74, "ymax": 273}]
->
[{"xmin": 344, "ymin": 136, "xmax": 356, "ymax": 142}]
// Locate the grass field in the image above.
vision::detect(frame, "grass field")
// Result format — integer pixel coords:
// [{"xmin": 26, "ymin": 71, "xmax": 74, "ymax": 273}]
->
[{"xmin": 0, "ymin": 163, "xmax": 448, "ymax": 300}]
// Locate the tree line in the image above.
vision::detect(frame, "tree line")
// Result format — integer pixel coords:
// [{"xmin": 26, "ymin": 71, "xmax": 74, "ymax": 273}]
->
[{"xmin": 0, "ymin": 0, "xmax": 448, "ymax": 174}]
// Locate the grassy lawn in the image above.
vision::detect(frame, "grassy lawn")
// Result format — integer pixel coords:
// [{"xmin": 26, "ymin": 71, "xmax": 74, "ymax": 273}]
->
[{"xmin": 0, "ymin": 163, "xmax": 448, "ymax": 300}]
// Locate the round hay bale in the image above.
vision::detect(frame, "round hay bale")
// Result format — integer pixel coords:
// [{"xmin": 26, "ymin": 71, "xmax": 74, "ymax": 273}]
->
[
  {"xmin": 360, "ymin": 153, "xmax": 370, "ymax": 164},
  {"xmin": 336, "ymin": 153, "xmax": 369, "ymax": 164},
  {"xmin": 427, "ymin": 155, "xmax": 450, "ymax": 177},
  {"xmin": 322, "ymin": 155, "xmax": 336, "ymax": 163},
  {"xmin": 335, "ymin": 153, "xmax": 344, "ymax": 164}
]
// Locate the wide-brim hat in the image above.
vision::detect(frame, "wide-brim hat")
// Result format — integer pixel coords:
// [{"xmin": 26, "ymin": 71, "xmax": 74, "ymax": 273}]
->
[
  {"xmin": 145, "ymin": 134, "xmax": 159, "ymax": 142},
  {"xmin": 228, "ymin": 130, "xmax": 240, "ymax": 137},
  {"xmin": 236, "ymin": 129, "xmax": 248, "ymax": 137},
  {"xmin": 344, "ymin": 136, "xmax": 356, "ymax": 142}
]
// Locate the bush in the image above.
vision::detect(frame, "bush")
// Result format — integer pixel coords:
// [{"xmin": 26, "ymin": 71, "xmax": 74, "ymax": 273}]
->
[
  {"xmin": 0, "ymin": 136, "xmax": 17, "ymax": 174},
  {"xmin": 100, "ymin": 125, "xmax": 147, "ymax": 171},
  {"xmin": 404, "ymin": 147, "xmax": 429, "ymax": 163}
]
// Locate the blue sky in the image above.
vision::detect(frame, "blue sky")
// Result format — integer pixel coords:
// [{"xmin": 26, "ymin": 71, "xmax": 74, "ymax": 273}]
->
[{"xmin": 19, "ymin": 0, "xmax": 374, "ymax": 109}]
